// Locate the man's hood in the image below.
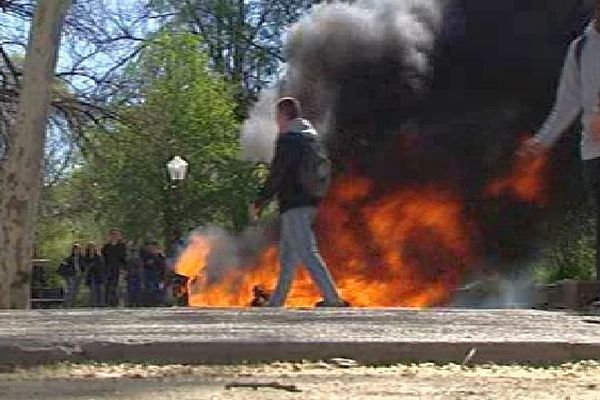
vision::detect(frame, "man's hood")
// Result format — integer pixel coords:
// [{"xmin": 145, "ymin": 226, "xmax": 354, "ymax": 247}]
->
[{"xmin": 288, "ymin": 118, "xmax": 318, "ymax": 137}]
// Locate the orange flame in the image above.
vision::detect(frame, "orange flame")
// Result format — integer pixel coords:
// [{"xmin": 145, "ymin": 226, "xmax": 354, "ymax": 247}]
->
[
  {"xmin": 176, "ymin": 175, "xmax": 476, "ymax": 308},
  {"xmin": 175, "ymin": 235, "xmax": 213, "ymax": 279},
  {"xmin": 486, "ymin": 146, "xmax": 549, "ymax": 206}
]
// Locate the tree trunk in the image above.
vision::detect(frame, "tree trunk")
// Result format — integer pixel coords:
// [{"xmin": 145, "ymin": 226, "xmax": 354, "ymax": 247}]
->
[{"xmin": 0, "ymin": 0, "xmax": 71, "ymax": 308}]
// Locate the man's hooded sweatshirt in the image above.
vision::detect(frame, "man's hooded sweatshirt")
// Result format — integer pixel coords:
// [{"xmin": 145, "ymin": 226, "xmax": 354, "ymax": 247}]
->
[{"xmin": 255, "ymin": 118, "xmax": 320, "ymax": 213}]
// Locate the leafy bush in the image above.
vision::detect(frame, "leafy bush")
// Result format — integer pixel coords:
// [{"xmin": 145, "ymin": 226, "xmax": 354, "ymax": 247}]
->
[{"xmin": 534, "ymin": 205, "xmax": 596, "ymax": 283}]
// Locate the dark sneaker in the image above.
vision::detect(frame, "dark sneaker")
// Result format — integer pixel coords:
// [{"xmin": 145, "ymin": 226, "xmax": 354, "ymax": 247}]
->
[{"xmin": 315, "ymin": 299, "xmax": 350, "ymax": 308}]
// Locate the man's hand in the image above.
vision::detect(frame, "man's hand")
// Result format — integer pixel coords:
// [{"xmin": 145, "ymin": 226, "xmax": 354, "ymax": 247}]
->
[
  {"xmin": 517, "ymin": 136, "xmax": 547, "ymax": 158},
  {"xmin": 248, "ymin": 203, "xmax": 260, "ymax": 222}
]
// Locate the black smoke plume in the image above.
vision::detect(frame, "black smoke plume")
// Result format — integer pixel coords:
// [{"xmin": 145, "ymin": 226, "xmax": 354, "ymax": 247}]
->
[
  {"xmin": 233, "ymin": 0, "xmax": 593, "ymax": 303},
  {"xmin": 282, "ymin": 0, "xmax": 587, "ymax": 258}
]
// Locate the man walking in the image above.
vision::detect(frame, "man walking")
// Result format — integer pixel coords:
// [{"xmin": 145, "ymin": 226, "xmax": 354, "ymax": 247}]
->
[
  {"xmin": 250, "ymin": 97, "xmax": 348, "ymax": 307},
  {"xmin": 520, "ymin": 1, "xmax": 600, "ymax": 284}
]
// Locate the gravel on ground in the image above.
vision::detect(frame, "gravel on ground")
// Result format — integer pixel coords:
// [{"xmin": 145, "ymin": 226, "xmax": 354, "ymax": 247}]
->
[{"xmin": 1, "ymin": 361, "xmax": 600, "ymax": 399}]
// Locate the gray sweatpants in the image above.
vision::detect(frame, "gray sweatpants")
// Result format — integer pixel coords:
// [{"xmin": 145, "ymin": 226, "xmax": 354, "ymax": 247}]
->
[{"xmin": 268, "ymin": 206, "xmax": 342, "ymax": 306}]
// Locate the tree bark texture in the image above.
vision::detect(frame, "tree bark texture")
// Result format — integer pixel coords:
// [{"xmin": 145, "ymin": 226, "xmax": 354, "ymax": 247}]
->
[{"xmin": 0, "ymin": 0, "xmax": 71, "ymax": 308}]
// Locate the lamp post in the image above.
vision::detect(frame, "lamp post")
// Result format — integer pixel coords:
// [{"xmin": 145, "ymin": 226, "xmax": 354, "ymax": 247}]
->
[
  {"xmin": 166, "ymin": 156, "xmax": 188, "ymax": 245},
  {"xmin": 166, "ymin": 156, "xmax": 188, "ymax": 182}
]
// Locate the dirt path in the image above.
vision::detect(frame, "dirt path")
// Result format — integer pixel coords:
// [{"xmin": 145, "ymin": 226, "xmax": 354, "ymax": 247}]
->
[{"xmin": 1, "ymin": 362, "xmax": 600, "ymax": 399}]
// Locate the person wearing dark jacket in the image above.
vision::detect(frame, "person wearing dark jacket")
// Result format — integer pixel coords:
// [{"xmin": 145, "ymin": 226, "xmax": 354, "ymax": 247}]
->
[
  {"xmin": 83, "ymin": 242, "xmax": 105, "ymax": 307},
  {"xmin": 141, "ymin": 241, "xmax": 166, "ymax": 306},
  {"xmin": 125, "ymin": 243, "xmax": 143, "ymax": 307},
  {"xmin": 250, "ymin": 97, "xmax": 348, "ymax": 307},
  {"xmin": 102, "ymin": 228, "xmax": 127, "ymax": 307},
  {"xmin": 59, "ymin": 243, "xmax": 85, "ymax": 307}
]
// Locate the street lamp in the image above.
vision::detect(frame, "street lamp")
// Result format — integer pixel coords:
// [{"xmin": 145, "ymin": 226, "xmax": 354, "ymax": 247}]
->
[
  {"xmin": 166, "ymin": 156, "xmax": 188, "ymax": 253},
  {"xmin": 166, "ymin": 156, "xmax": 188, "ymax": 182}
]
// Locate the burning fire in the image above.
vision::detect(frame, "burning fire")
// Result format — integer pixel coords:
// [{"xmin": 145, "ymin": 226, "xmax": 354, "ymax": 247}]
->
[
  {"xmin": 174, "ymin": 138, "xmax": 549, "ymax": 308},
  {"xmin": 486, "ymin": 140, "xmax": 549, "ymax": 206},
  {"xmin": 176, "ymin": 175, "xmax": 477, "ymax": 308}
]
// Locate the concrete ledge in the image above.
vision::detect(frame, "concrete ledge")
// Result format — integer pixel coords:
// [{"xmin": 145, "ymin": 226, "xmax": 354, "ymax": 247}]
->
[
  {"xmin": 74, "ymin": 342, "xmax": 600, "ymax": 365},
  {"xmin": 534, "ymin": 280, "xmax": 600, "ymax": 310},
  {"xmin": 1, "ymin": 308, "xmax": 599, "ymax": 365},
  {"xmin": 3, "ymin": 341, "xmax": 600, "ymax": 366}
]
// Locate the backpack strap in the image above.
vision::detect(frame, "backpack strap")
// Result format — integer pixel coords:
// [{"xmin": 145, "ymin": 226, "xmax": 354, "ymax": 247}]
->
[{"xmin": 575, "ymin": 33, "xmax": 588, "ymax": 70}]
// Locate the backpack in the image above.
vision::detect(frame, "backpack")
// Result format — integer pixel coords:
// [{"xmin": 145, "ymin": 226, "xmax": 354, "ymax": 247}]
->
[{"xmin": 298, "ymin": 133, "xmax": 332, "ymax": 199}]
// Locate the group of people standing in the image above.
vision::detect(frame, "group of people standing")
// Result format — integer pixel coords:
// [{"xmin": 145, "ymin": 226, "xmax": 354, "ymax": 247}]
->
[{"xmin": 59, "ymin": 228, "xmax": 176, "ymax": 307}]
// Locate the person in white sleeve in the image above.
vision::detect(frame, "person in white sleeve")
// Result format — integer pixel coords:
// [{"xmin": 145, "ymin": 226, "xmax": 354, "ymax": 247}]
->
[{"xmin": 520, "ymin": 0, "xmax": 600, "ymax": 286}]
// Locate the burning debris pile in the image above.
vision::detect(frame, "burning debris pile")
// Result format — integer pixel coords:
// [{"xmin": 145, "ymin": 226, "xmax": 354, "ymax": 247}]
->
[{"xmin": 176, "ymin": 0, "xmax": 591, "ymax": 307}]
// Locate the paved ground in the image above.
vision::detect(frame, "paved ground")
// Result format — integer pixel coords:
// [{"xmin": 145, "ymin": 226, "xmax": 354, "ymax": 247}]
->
[
  {"xmin": 2, "ymin": 362, "xmax": 600, "ymax": 399},
  {"xmin": 1, "ymin": 308, "xmax": 599, "ymax": 365}
]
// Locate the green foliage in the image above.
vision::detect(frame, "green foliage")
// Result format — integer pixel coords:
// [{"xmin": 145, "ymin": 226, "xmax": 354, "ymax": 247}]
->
[
  {"xmin": 37, "ymin": 30, "xmax": 262, "ymax": 263},
  {"xmin": 534, "ymin": 205, "xmax": 596, "ymax": 283},
  {"xmin": 147, "ymin": 0, "xmax": 317, "ymax": 113},
  {"xmin": 80, "ymin": 32, "xmax": 259, "ymax": 244},
  {"xmin": 37, "ymin": 170, "xmax": 106, "ymax": 287}
]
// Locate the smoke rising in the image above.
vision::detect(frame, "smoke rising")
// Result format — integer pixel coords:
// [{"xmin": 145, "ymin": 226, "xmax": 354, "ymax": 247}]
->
[
  {"xmin": 188, "ymin": 218, "xmax": 279, "ymax": 285},
  {"xmin": 282, "ymin": 0, "xmax": 441, "ymax": 124},
  {"xmin": 241, "ymin": 0, "xmax": 442, "ymax": 161},
  {"xmin": 240, "ymin": 89, "xmax": 278, "ymax": 162},
  {"xmin": 195, "ymin": 0, "xmax": 593, "ymax": 306}
]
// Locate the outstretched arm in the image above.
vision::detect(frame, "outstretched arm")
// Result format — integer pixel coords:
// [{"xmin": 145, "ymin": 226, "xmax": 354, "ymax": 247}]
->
[{"xmin": 535, "ymin": 40, "xmax": 582, "ymax": 147}]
